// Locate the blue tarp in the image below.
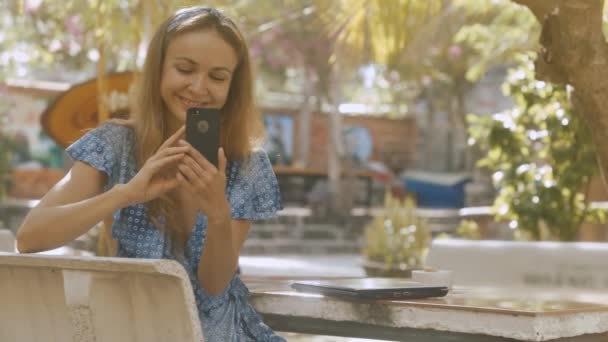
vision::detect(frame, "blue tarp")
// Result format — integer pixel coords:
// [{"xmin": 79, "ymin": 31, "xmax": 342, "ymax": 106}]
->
[{"xmin": 401, "ymin": 171, "xmax": 471, "ymax": 208}]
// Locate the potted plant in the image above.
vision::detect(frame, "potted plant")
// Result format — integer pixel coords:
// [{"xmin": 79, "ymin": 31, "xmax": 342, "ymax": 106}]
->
[{"xmin": 362, "ymin": 192, "xmax": 431, "ymax": 277}]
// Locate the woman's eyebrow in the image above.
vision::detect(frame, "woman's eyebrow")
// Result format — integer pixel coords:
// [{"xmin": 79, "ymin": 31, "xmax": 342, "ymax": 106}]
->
[
  {"xmin": 211, "ymin": 67, "xmax": 233, "ymax": 74},
  {"xmin": 175, "ymin": 57, "xmax": 197, "ymax": 64},
  {"xmin": 174, "ymin": 57, "xmax": 233, "ymax": 74}
]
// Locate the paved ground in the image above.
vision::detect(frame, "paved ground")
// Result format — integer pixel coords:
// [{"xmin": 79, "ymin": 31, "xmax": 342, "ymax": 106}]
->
[
  {"xmin": 278, "ymin": 333, "xmax": 388, "ymax": 341},
  {"xmin": 239, "ymin": 254, "xmax": 393, "ymax": 341},
  {"xmin": 239, "ymin": 254, "xmax": 366, "ymax": 278}
]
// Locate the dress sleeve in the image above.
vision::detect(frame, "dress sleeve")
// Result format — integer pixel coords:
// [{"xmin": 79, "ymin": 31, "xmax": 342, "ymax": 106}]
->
[
  {"xmin": 227, "ymin": 149, "xmax": 283, "ymax": 220},
  {"xmin": 64, "ymin": 123, "xmax": 124, "ymax": 187}
]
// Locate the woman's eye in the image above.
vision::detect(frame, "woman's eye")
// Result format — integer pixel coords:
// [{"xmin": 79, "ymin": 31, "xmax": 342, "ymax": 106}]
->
[
  {"xmin": 176, "ymin": 67, "xmax": 193, "ymax": 74},
  {"xmin": 210, "ymin": 74, "xmax": 227, "ymax": 81}
]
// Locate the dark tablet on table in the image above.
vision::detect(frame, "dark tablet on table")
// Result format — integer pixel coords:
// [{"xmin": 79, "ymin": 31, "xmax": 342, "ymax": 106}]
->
[{"xmin": 291, "ymin": 278, "xmax": 449, "ymax": 300}]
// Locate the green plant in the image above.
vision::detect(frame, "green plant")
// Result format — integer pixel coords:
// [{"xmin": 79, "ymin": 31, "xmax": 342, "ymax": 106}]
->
[
  {"xmin": 363, "ymin": 192, "xmax": 431, "ymax": 270},
  {"xmin": 467, "ymin": 53, "xmax": 608, "ymax": 241},
  {"xmin": 455, "ymin": 220, "xmax": 482, "ymax": 240}
]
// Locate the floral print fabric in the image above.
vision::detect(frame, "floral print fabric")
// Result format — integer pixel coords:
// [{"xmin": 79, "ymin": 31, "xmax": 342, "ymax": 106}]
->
[{"xmin": 66, "ymin": 124, "xmax": 284, "ymax": 341}]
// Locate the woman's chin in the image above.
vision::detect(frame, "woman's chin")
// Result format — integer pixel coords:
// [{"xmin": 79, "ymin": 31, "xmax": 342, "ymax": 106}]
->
[{"xmin": 164, "ymin": 110, "xmax": 186, "ymax": 126}]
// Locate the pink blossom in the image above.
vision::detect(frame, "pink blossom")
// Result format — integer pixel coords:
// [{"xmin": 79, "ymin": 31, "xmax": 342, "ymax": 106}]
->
[
  {"xmin": 388, "ymin": 70, "xmax": 400, "ymax": 83},
  {"xmin": 24, "ymin": 0, "xmax": 42, "ymax": 15},
  {"xmin": 64, "ymin": 15, "xmax": 84, "ymax": 41},
  {"xmin": 421, "ymin": 75, "xmax": 432, "ymax": 86},
  {"xmin": 448, "ymin": 45, "xmax": 463, "ymax": 60}
]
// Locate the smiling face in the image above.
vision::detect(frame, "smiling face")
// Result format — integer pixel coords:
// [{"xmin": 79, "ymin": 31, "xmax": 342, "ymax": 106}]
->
[{"xmin": 160, "ymin": 28, "xmax": 238, "ymax": 130}]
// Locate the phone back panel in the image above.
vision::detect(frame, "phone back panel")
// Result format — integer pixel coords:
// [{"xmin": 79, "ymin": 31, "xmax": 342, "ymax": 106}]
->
[{"xmin": 185, "ymin": 108, "xmax": 220, "ymax": 167}]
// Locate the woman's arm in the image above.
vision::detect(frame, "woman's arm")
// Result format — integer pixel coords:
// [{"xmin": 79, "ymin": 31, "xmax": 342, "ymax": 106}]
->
[
  {"xmin": 16, "ymin": 161, "xmax": 131, "ymax": 253},
  {"xmin": 179, "ymin": 147, "xmax": 281, "ymax": 295},
  {"xmin": 198, "ymin": 217, "xmax": 251, "ymax": 295},
  {"xmin": 177, "ymin": 146, "xmax": 250, "ymax": 295},
  {"xmin": 17, "ymin": 127, "xmax": 188, "ymax": 253}
]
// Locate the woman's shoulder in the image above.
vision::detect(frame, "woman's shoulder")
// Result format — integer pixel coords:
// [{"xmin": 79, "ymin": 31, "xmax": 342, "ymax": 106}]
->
[
  {"xmin": 248, "ymin": 147, "xmax": 269, "ymax": 161},
  {"xmin": 89, "ymin": 122, "xmax": 135, "ymax": 143},
  {"xmin": 241, "ymin": 148, "xmax": 272, "ymax": 171},
  {"xmin": 66, "ymin": 122, "xmax": 136, "ymax": 162},
  {"xmin": 228, "ymin": 148, "xmax": 271, "ymax": 177}
]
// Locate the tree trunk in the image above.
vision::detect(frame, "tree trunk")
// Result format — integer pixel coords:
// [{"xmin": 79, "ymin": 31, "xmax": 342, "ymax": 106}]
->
[
  {"xmin": 453, "ymin": 78, "xmax": 468, "ymax": 171},
  {"xmin": 513, "ymin": 0, "xmax": 608, "ymax": 187},
  {"xmin": 315, "ymin": 58, "xmax": 346, "ymax": 215},
  {"xmin": 327, "ymin": 97, "xmax": 344, "ymax": 213},
  {"xmin": 423, "ymin": 84, "xmax": 435, "ymax": 170},
  {"xmin": 296, "ymin": 67, "xmax": 315, "ymax": 167}
]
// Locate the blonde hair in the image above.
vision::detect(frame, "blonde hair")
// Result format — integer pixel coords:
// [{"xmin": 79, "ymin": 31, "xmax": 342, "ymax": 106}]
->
[{"xmin": 120, "ymin": 7, "xmax": 263, "ymax": 249}]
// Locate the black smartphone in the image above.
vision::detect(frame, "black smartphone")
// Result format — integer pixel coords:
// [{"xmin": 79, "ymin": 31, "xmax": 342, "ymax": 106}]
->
[{"xmin": 185, "ymin": 107, "xmax": 221, "ymax": 168}]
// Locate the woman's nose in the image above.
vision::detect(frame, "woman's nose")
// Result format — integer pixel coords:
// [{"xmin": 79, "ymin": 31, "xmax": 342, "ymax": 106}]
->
[{"xmin": 189, "ymin": 75, "xmax": 209, "ymax": 95}]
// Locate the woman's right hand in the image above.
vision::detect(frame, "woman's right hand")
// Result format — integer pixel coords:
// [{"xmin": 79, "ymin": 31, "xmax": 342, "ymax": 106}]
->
[{"xmin": 122, "ymin": 126, "xmax": 188, "ymax": 205}]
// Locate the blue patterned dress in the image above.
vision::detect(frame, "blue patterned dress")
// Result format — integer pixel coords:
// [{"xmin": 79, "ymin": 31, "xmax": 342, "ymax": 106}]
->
[{"xmin": 66, "ymin": 123, "xmax": 285, "ymax": 342}]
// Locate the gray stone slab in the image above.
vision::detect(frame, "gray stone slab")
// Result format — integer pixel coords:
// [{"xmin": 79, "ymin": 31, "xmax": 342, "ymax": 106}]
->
[
  {"xmin": 0, "ymin": 253, "xmax": 203, "ymax": 342},
  {"xmin": 0, "ymin": 229, "xmax": 15, "ymax": 252}
]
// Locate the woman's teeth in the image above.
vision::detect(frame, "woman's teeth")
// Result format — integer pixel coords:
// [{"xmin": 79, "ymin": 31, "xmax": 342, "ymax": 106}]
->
[{"xmin": 180, "ymin": 96, "xmax": 205, "ymax": 107}]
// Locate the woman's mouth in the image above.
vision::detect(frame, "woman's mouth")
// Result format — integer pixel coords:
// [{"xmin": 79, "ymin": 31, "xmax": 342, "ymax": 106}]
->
[{"xmin": 178, "ymin": 95, "xmax": 207, "ymax": 108}]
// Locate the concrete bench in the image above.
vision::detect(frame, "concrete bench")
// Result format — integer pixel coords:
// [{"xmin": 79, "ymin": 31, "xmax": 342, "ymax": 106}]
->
[
  {"xmin": 426, "ymin": 239, "xmax": 608, "ymax": 290},
  {"xmin": 0, "ymin": 230, "xmax": 15, "ymax": 252},
  {"xmin": 0, "ymin": 253, "xmax": 203, "ymax": 341}
]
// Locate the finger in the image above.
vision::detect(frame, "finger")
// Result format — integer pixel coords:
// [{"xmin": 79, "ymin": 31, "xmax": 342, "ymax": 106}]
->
[
  {"xmin": 183, "ymin": 155, "xmax": 205, "ymax": 179},
  {"xmin": 157, "ymin": 146, "xmax": 189, "ymax": 158},
  {"xmin": 158, "ymin": 178, "xmax": 180, "ymax": 193},
  {"xmin": 186, "ymin": 145, "xmax": 216, "ymax": 173},
  {"xmin": 149, "ymin": 146, "xmax": 189, "ymax": 163},
  {"xmin": 218, "ymin": 148, "xmax": 227, "ymax": 174},
  {"xmin": 176, "ymin": 170, "xmax": 189, "ymax": 186},
  {"xmin": 149, "ymin": 153, "xmax": 185, "ymax": 172},
  {"xmin": 159, "ymin": 126, "xmax": 186, "ymax": 150},
  {"xmin": 148, "ymin": 144, "xmax": 188, "ymax": 165},
  {"xmin": 178, "ymin": 163, "xmax": 201, "ymax": 185}
]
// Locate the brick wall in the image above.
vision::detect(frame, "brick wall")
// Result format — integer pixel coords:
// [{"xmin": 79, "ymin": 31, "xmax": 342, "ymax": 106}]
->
[{"xmin": 266, "ymin": 109, "xmax": 417, "ymax": 173}]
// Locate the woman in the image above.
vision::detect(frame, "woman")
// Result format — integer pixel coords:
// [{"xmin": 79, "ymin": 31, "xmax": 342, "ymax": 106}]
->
[{"xmin": 16, "ymin": 6, "xmax": 285, "ymax": 341}]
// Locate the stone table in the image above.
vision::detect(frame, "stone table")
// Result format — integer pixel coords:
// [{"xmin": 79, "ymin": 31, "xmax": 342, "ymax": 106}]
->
[{"xmin": 245, "ymin": 278, "xmax": 608, "ymax": 341}]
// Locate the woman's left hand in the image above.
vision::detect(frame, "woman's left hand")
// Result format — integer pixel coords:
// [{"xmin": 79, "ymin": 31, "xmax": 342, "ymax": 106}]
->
[{"xmin": 177, "ymin": 142, "xmax": 231, "ymax": 223}]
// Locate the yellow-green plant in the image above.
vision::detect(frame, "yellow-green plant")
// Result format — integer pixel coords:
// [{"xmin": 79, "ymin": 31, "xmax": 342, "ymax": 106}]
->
[
  {"xmin": 455, "ymin": 219, "xmax": 481, "ymax": 240},
  {"xmin": 363, "ymin": 192, "xmax": 431, "ymax": 270}
]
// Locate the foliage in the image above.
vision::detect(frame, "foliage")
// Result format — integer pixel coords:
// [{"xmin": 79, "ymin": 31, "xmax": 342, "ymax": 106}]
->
[
  {"xmin": 434, "ymin": 219, "xmax": 481, "ymax": 240},
  {"xmin": 243, "ymin": 0, "xmax": 444, "ymax": 109},
  {"xmin": 455, "ymin": 220, "xmax": 482, "ymax": 240},
  {"xmin": 395, "ymin": 0, "xmax": 537, "ymax": 87},
  {"xmin": 453, "ymin": 0, "xmax": 539, "ymax": 82},
  {"xmin": 339, "ymin": 0, "xmax": 443, "ymax": 111},
  {"xmin": 338, "ymin": 0, "xmax": 444, "ymax": 70},
  {"xmin": 467, "ymin": 53, "xmax": 607, "ymax": 241},
  {"xmin": 0, "ymin": 0, "xmax": 230, "ymax": 81},
  {"xmin": 363, "ymin": 192, "xmax": 431, "ymax": 269}
]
